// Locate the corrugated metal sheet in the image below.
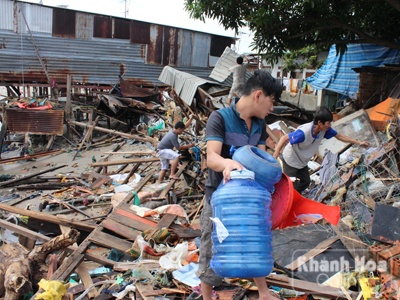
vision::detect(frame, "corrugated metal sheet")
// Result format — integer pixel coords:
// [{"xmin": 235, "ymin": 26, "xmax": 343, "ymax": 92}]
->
[
  {"xmin": 76, "ymin": 12, "xmax": 93, "ymax": 40},
  {"xmin": 0, "ymin": 30, "xmax": 213, "ymax": 86},
  {"xmin": 52, "ymin": 7, "xmax": 75, "ymax": 38},
  {"xmin": 164, "ymin": 26, "xmax": 178, "ymax": 65},
  {"xmin": 148, "ymin": 24, "xmax": 163, "ymax": 65},
  {"xmin": 23, "ymin": 3, "xmax": 53, "ymax": 34},
  {"xmin": 1, "ymin": 1, "xmax": 233, "ymax": 71},
  {"xmin": 114, "ymin": 18, "xmax": 130, "ymax": 39},
  {"xmin": 130, "ymin": 20, "xmax": 150, "ymax": 44},
  {"xmin": 192, "ymin": 32, "xmax": 210, "ymax": 67},
  {"xmin": 0, "ymin": 0, "xmax": 13, "ymax": 31},
  {"xmin": 178, "ymin": 29, "xmax": 192, "ymax": 67},
  {"xmin": 0, "ymin": 30, "xmax": 145, "ymax": 84},
  {"xmin": 158, "ymin": 66, "xmax": 219, "ymax": 105},
  {"xmin": 6, "ymin": 108, "xmax": 64, "ymax": 135},
  {"xmin": 93, "ymin": 15, "xmax": 112, "ymax": 38},
  {"xmin": 209, "ymin": 46, "xmax": 252, "ymax": 86}
]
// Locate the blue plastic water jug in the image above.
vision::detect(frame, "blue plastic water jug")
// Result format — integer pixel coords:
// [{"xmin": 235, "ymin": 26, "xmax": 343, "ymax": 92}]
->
[
  {"xmin": 232, "ymin": 145, "xmax": 282, "ymax": 191},
  {"xmin": 210, "ymin": 170, "xmax": 274, "ymax": 278}
]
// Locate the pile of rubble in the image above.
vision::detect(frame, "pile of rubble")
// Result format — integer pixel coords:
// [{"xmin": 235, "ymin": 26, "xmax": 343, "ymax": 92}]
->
[{"xmin": 1, "ymin": 82, "xmax": 400, "ymax": 300}]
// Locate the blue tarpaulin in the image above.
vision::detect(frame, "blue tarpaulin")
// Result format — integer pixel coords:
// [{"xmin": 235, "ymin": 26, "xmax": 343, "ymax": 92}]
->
[{"xmin": 306, "ymin": 44, "xmax": 400, "ymax": 97}]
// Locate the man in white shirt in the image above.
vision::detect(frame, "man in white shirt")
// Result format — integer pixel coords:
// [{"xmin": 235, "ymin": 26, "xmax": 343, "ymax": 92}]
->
[
  {"xmin": 228, "ymin": 56, "xmax": 249, "ymax": 105},
  {"xmin": 273, "ymin": 108, "xmax": 370, "ymax": 192}
]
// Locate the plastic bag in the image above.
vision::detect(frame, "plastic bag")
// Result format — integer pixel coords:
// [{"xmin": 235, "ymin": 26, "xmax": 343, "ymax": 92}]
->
[
  {"xmin": 210, "ymin": 217, "xmax": 229, "ymax": 243},
  {"xmin": 35, "ymin": 279, "xmax": 66, "ymax": 300},
  {"xmin": 159, "ymin": 242, "xmax": 188, "ymax": 270}
]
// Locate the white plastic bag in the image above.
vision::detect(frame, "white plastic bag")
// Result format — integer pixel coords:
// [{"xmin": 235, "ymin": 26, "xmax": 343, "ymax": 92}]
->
[
  {"xmin": 159, "ymin": 242, "xmax": 188, "ymax": 270},
  {"xmin": 210, "ymin": 217, "xmax": 229, "ymax": 243}
]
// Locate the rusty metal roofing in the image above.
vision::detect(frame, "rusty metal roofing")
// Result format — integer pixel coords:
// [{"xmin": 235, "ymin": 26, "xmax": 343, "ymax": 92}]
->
[
  {"xmin": 120, "ymin": 81, "xmax": 159, "ymax": 98},
  {"xmin": 0, "ymin": 0, "xmax": 232, "ymax": 86},
  {"xmin": 158, "ymin": 66, "xmax": 219, "ymax": 106},
  {"xmin": 0, "ymin": 30, "xmax": 213, "ymax": 86},
  {"xmin": 6, "ymin": 108, "xmax": 64, "ymax": 135},
  {"xmin": 209, "ymin": 46, "xmax": 253, "ymax": 85}
]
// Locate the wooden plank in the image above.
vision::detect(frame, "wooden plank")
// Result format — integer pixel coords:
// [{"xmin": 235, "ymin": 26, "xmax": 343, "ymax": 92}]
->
[
  {"xmin": 91, "ymin": 176, "xmax": 112, "ymax": 189},
  {"xmin": 60, "ymin": 225, "xmax": 96, "ymax": 299},
  {"xmin": 90, "ymin": 231, "xmax": 132, "ymax": 253},
  {"xmin": 157, "ymin": 161, "xmax": 189, "ymax": 199},
  {"xmin": 0, "ymin": 149, "xmax": 65, "ymax": 164},
  {"xmin": 0, "ymin": 164, "xmax": 67, "ymax": 187},
  {"xmin": 32, "ymin": 170, "xmax": 152, "ymax": 294},
  {"xmin": 103, "ymin": 151, "xmax": 156, "ymax": 156},
  {"xmin": 114, "ymin": 207, "xmax": 158, "ymax": 228},
  {"xmin": 0, "ymin": 203, "xmax": 96, "ymax": 232},
  {"xmin": 133, "ymin": 173, "xmax": 153, "ymax": 193},
  {"xmin": 122, "ymin": 163, "xmax": 140, "ymax": 184},
  {"xmin": 69, "ymin": 120, "xmax": 159, "ymax": 145},
  {"xmin": 102, "ymin": 218, "xmax": 140, "ymax": 241},
  {"xmin": 113, "ymin": 261, "xmax": 160, "ymax": 272},
  {"xmin": 136, "ymin": 282, "xmax": 156, "ymax": 300},
  {"xmin": 265, "ymin": 274, "xmax": 357, "ymax": 299},
  {"xmin": 156, "ymin": 213, "xmax": 176, "ymax": 229},
  {"xmin": 183, "ymin": 169, "xmax": 198, "ymax": 178},
  {"xmin": 89, "ymin": 157, "xmax": 159, "ymax": 167},
  {"xmin": 73, "ymin": 116, "xmax": 99, "ymax": 161},
  {"xmin": 51, "ymin": 253, "xmax": 85, "ymax": 281},
  {"xmin": 109, "ymin": 212, "xmax": 155, "ymax": 232},
  {"xmin": 332, "ymin": 219, "xmax": 370, "ymax": 260},
  {"xmin": 94, "ymin": 141, "xmax": 127, "ymax": 173},
  {"xmin": 143, "ymin": 289, "xmax": 187, "ymax": 297},
  {"xmin": 285, "ymin": 236, "xmax": 339, "ymax": 271},
  {"xmin": 0, "ymin": 219, "xmax": 115, "ymax": 267}
]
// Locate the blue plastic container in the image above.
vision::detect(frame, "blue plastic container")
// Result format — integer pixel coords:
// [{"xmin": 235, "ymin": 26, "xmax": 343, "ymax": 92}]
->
[
  {"xmin": 232, "ymin": 145, "xmax": 282, "ymax": 191},
  {"xmin": 210, "ymin": 170, "xmax": 273, "ymax": 278}
]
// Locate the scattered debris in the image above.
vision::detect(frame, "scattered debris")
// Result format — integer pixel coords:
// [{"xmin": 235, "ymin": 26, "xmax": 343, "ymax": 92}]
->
[{"xmin": 1, "ymin": 64, "xmax": 400, "ymax": 300}]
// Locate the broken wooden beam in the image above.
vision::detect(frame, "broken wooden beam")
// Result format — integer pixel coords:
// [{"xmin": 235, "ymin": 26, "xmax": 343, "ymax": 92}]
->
[
  {"xmin": 73, "ymin": 116, "xmax": 99, "ymax": 160},
  {"xmin": 285, "ymin": 236, "xmax": 340, "ymax": 271},
  {"xmin": 156, "ymin": 161, "xmax": 190, "ymax": 199},
  {"xmin": 0, "ymin": 203, "xmax": 95, "ymax": 232},
  {"xmin": 89, "ymin": 157, "xmax": 159, "ymax": 167},
  {"xmin": 0, "ymin": 219, "xmax": 115, "ymax": 268},
  {"xmin": 0, "ymin": 149, "xmax": 66, "ymax": 164},
  {"xmin": 0, "ymin": 165, "xmax": 67, "ymax": 187},
  {"xmin": 332, "ymin": 219, "xmax": 370, "ymax": 260},
  {"xmin": 69, "ymin": 120, "xmax": 159, "ymax": 145},
  {"xmin": 265, "ymin": 274, "xmax": 357, "ymax": 299}
]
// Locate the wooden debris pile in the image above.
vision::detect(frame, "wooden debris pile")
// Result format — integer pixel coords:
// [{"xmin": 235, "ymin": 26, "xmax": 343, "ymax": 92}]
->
[{"xmin": 3, "ymin": 80, "xmax": 400, "ymax": 299}]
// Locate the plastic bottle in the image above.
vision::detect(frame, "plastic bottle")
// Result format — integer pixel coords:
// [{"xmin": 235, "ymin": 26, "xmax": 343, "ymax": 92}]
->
[{"xmin": 210, "ymin": 170, "xmax": 273, "ymax": 278}]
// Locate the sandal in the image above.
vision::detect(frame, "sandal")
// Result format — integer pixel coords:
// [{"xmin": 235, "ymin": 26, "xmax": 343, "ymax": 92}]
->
[{"xmin": 169, "ymin": 175, "xmax": 181, "ymax": 180}]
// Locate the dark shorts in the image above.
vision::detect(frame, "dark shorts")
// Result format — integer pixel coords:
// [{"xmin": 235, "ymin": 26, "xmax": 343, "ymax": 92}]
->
[
  {"xmin": 195, "ymin": 187, "xmax": 224, "ymax": 286},
  {"xmin": 282, "ymin": 157, "xmax": 311, "ymax": 193}
]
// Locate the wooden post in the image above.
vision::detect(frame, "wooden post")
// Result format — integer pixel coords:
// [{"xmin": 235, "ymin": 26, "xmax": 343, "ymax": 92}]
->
[
  {"xmin": 65, "ymin": 75, "xmax": 72, "ymax": 120},
  {"xmin": 0, "ymin": 103, "xmax": 7, "ymax": 159}
]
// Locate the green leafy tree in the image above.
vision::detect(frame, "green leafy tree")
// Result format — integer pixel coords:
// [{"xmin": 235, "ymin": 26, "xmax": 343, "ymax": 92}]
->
[
  {"xmin": 184, "ymin": 0, "xmax": 400, "ymax": 63},
  {"xmin": 282, "ymin": 45, "xmax": 327, "ymax": 74}
]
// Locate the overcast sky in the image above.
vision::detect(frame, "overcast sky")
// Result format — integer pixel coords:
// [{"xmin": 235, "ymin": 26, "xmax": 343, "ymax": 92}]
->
[{"xmin": 23, "ymin": 0, "xmax": 254, "ymax": 53}]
